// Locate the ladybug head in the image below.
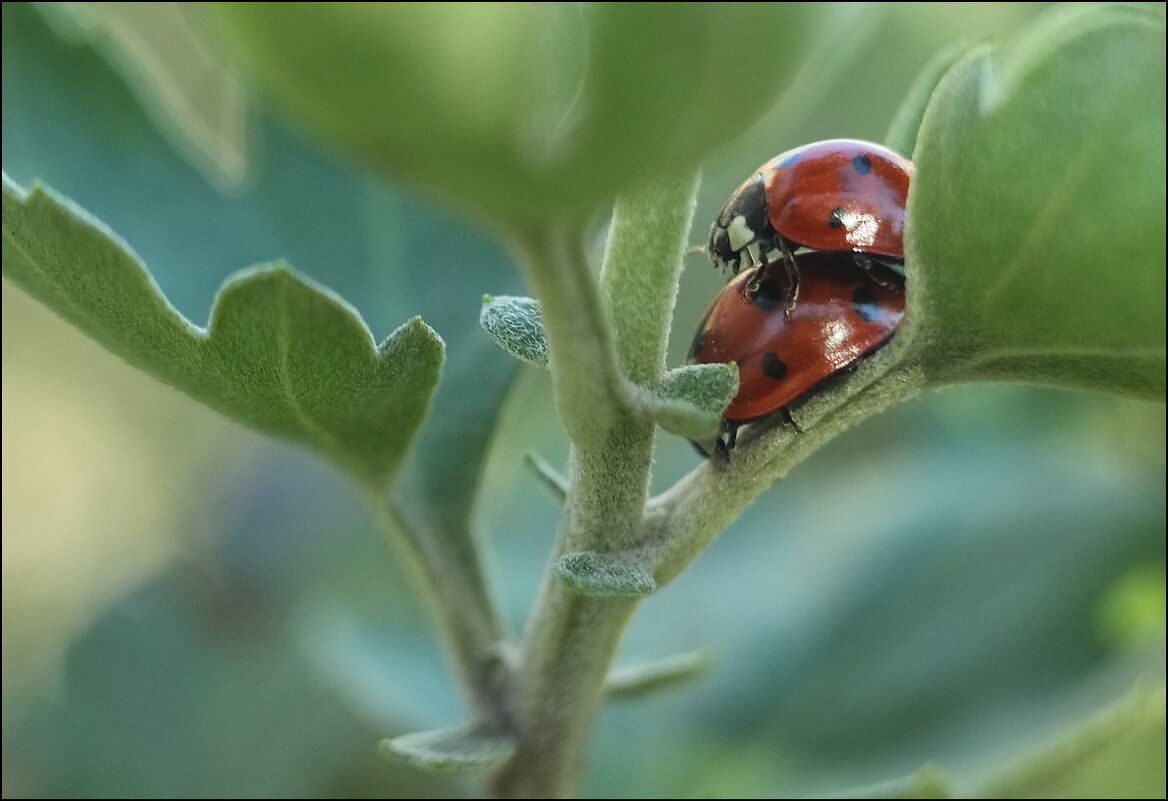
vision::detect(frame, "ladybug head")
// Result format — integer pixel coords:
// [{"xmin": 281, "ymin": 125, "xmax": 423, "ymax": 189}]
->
[{"xmin": 708, "ymin": 172, "xmax": 769, "ymax": 274}]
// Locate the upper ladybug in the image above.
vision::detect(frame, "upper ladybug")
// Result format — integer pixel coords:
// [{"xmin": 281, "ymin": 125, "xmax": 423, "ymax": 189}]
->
[{"xmin": 707, "ymin": 139, "xmax": 913, "ymax": 279}]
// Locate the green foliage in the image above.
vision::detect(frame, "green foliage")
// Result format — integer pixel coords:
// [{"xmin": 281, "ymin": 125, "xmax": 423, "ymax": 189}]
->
[
  {"xmin": 2, "ymin": 176, "xmax": 442, "ymax": 485},
  {"xmin": 554, "ymin": 550, "xmax": 658, "ymax": 599},
  {"xmin": 523, "ymin": 451, "xmax": 569, "ymax": 503},
  {"xmin": 903, "ymin": 5, "xmax": 1166, "ymax": 397},
  {"xmin": 3, "ymin": 2, "xmax": 1165, "ymax": 799},
  {"xmin": 382, "ymin": 725, "xmax": 516, "ymax": 773},
  {"xmin": 652, "ymin": 363, "xmax": 739, "ymax": 441},
  {"xmin": 884, "ymin": 43, "xmax": 967, "ymax": 157},
  {"xmin": 478, "ymin": 293, "xmax": 740, "ymax": 440},
  {"xmin": 604, "ymin": 649, "xmax": 715, "ymax": 700},
  {"xmin": 35, "ymin": 3, "xmax": 248, "ymax": 185},
  {"xmin": 983, "ymin": 684, "xmax": 1166, "ymax": 798},
  {"xmin": 480, "ymin": 295, "xmax": 547, "ymax": 367},
  {"xmin": 11, "ymin": 564, "xmax": 451, "ymax": 798},
  {"xmin": 206, "ymin": 3, "xmax": 821, "ymax": 224}
]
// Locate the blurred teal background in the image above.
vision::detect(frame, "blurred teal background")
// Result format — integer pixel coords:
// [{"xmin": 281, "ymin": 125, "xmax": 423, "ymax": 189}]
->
[{"xmin": 3, "ymin": 3, "xmax": 1163, "ymax": 797}]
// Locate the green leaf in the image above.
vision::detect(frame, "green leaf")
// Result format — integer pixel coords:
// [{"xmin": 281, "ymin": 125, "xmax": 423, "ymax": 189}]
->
[
  {"xmin": 822, "ymin": 765, "xmax": 952, "ymax": 799},
  {"xmin": 205, "ymin": 3, "xmax": 822, "ymax": 224},
  {"xmin": 2, "ymin": 175, "xmax": 442, "ymax": 484},
  {"xmin": 604, "ymin": 649, "xmax": 714, "ymax": 700},
  {"xmin": 555, "ymin": 551, "xmax": 657, "ymax": 598},
  {"xmin": 884, "ymin": 43, "xmax": 967, "ymax": 158},
  {"xmin": 381, "ymin": 724, "xmax": 516, "ymax": 773},
  {"xmin": 523, "ymin": 452, "xmax": 568, "ymax": 504},
  {"xmin": 480, "ymin": 295, "xmax": 547, "ymax": 366},
  {"xmin": 4, "ymin": 0, "xmax": 520, "ymax": 648},
  {"xmin": 651, "ymin": 363, "xmax": 739, "ymax": 441},
  {"xmin": 903, "ymin": 5, "xmax": 1166, "ymax": 399},
  {"xmin": 37, "ymin": 2, "xmax": 248, "ymax": 185},
  {"xmin": 15, "ymin": 565, "xmax": 448, "ymax": 798},
  {"xmin": 981, "ymin": 683, "xmax": 1166, "ymax": 799}
]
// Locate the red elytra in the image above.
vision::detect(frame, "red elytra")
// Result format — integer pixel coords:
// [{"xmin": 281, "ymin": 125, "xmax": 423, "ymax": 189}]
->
[
  {"xmin": 708, "ymin": 139, "xmax": 912, "ymax": 275},
  {"xmin": 689, "ymin": 250, "xmax": 905, "ymax": 426},
  {"xmin": 764, "ymin": 139, "xmax": 912, "ymax": 258}
]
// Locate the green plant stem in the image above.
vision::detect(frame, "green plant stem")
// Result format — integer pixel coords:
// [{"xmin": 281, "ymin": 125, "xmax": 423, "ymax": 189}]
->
[
  {"xmin": 490, "ymin": 448, "xmax": 645, "ymax": 797},
  {"xmin": 504, "ymin": 224, "xmax": 631, "ymax": 450},
  {"xmin": 646, "ymin": 360, "xmax": 924, "ymax": 586},
  {"xmin": 600, "ymin": 173, "xmax": 700, "ymax": 385},
  {"xmin": 493, "ymin": 177, "xmax": 699, "ymax": 797},
  {"xmin": 365, "ymin": 487, "xmax": 511, "ymax": 727}
]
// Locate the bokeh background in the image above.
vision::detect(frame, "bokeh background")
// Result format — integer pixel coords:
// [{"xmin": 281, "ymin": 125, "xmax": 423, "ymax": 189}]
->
[{"xmin": 3, "ymin": 3, "xmax": 1164, "ymax": 796}]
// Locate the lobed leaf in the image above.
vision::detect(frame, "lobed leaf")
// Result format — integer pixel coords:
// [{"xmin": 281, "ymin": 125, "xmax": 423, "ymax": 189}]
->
[
  {"xmin": 2, "ymin": 175, "xmax": 442, "ymax": 484},
  {"xmin": 206, "ymin": 3, "xmax": 821, "ymax": 225},
  {"xmin": 902, "ymin": 5, "xmax": 1166, "ymax": 399}
]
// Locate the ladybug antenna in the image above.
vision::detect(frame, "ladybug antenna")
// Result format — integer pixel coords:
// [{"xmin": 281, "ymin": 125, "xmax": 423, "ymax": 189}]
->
[{"xmin": 686, "ymin": 244, "xmax": 708, "ymax": 258}]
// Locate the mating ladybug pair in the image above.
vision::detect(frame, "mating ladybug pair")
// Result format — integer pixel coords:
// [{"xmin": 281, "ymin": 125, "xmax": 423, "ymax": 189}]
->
[{"xmin": 690, "ymin": 139, "xmax": 912, "ymax": 452}]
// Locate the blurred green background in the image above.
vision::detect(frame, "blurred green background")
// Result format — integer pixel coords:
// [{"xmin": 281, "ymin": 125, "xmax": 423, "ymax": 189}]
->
[{"xmin": 3, "ymin": 2, "xmax": 1163, "ymax": 797}]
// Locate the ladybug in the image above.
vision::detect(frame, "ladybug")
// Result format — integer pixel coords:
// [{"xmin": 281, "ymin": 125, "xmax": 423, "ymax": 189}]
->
[
  {"xmin": 707, "ymin": 139, "xmax": 912, "ymax": 302},
  {"xmin": 689, "ymin": 250, "xmax": 905, "ymax": 452}
]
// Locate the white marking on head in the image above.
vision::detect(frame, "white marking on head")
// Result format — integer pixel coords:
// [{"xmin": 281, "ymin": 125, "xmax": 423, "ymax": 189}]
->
[
  {"xmin": 726, "ymin": 215, "xmax": 756, "ymax": 252},
  {"xmin": 839, "ymin": 210, "xmax": 878, "ymax": 248}
]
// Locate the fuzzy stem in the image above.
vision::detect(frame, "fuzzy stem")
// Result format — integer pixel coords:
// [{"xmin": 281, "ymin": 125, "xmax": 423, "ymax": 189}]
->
[
  {"xmin": 492, "ymin": 175, "xmax": 699, "ymax": 797},
  {"xmin": 365, "ymin": 489, "xmax": 511, "ymax": 726},
  {"xmin": 646, "ymin": 361, "xmax": 925, "ymax": 587},
  {"xmin": 505, "ymin": 224, "xmax": 631, "ymax": 451}
]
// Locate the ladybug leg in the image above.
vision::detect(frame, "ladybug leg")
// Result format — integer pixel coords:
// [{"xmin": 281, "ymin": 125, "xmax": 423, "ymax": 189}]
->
[
  {"xmin": 853, "ymin": 254, "xmax": 906, "ymax": 292},
  {"xmin": 779, "ymin": 407, "xmax": 803, "ymax": 434},
  {"xmin": 708, "ymin": 420, "xmax": 738, "ymax": 462},
  {"xmin": 725, "ymin": 421, "xmax": 740, "ymax": 450},
  {"xmin": 776, "ymin": 238, "xmax": 801, "ymax": 319},
  {"xmin": 743, "ymin": 247, "xmax": 768, "ymax": 297},
  {"xmin": 690, "ymin": 420, "xmax": 737, "ymax": 462}
]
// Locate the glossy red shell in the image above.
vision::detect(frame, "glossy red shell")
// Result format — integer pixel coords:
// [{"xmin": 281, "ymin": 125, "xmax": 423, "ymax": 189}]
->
[
  {"xmin": 688, "ymin": 251, "xmax": 904, "ymax": 423},
  {"xmin": 760, "ymin": 139, "xmax": 912, "ymax": 259}
]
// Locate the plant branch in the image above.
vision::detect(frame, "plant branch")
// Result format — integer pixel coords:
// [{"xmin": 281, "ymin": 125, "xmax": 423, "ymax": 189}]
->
[
  {"xmin": 601, "ymin": 173, "xmax": 701, "ymax": 385},
  {"xmin": 645, "ymin": 359, "xmax": 926, "ymax": 587},
  {"xmin": 505, "ymin": 223, "xmax": 632, "ymax": 450},
  {"xmin": 364, "ymin": 487, "xmax": 512, "ymax": 727},
  {"xmin": 492, "ymin": 176, "xmax": 700, "ymax": 797}
]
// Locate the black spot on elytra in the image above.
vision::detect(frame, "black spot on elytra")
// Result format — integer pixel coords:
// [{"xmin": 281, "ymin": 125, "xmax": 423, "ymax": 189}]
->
[
  {"xmin": 688, "ymin": 325, "xmax": 707, "ymax": 358},
  {"xmin": 852, "ymin": 153, "xmax": 872, "ymax": 174},
  {"xmin": 761, "ymin": 352, "xmax": 788, "ymax": 380},
  {"xmin": 828, "ymin": 206, "xmax": 845, "ymax": 229},
  {"xmin": 851, "ymin": 286, "xmax": 878, "ymax": 322},
  {"xmin": 750, "ymin": 281, "xmax": 783, "ymax": 312}
]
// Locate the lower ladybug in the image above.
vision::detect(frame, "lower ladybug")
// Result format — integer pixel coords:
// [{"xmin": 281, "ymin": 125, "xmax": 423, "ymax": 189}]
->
[
  {"xmin": 688, "ymin": 249, "xmax": 905, "ymax": 453},
  {"xmin": 707, "ymin": 139, "xmax": 912, "ymax": 305}
]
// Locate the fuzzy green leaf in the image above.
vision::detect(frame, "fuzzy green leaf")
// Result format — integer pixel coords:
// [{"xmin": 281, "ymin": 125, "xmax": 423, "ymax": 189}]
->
[
  {"xmin": 981, "ymin": 684, "xmax": 1166, "ymax": 799},
  {"xmin": 380, "ymin": 725, "xmax": 516, "ymax": 773},
  {"xmin": 651, "ymin": 363, "xmax": 739, "ymax": 440},
  {"xmin": 884, "ymin": 43, "xmax": 967, "ymax": 158},
  {"xmin": 2, "ymin": 175, "xmax": 442, "ymax": 484},
  {"xmin": 38, "ymin": 2, "xmax": 248, "ymax": 185},
  {"xmin": 555, "ymin": 551, "xmax": 657, "ymax": 598},
  {"xmin": 604, "ymin": 649, "xmax": 714, "ymax": 700},
  {"xmin": 479, "ymin": 295, "xmax": 547, "ymax": 366},
  {"xmin": 903, "ymin": 5, "xmax": 1166, "ymax": 398},
  {"xmin": 205, "ymin": 3, "xmax": 821, "ymax": 224}
]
